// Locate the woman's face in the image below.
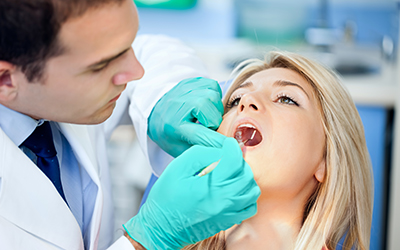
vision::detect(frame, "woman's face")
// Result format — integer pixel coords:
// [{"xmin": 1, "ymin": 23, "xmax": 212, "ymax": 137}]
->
[{"xmin": 218, "ymin": 67, "xmax": 326, "ymax": 200}]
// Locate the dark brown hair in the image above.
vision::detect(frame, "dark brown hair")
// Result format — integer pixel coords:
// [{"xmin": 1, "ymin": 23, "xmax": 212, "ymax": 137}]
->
[{"xmin": 0, "ymin": 0, "xmax": 124, "ymax": 81}]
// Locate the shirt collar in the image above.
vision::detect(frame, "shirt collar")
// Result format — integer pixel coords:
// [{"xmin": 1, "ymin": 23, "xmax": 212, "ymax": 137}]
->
[{"xmin": 0, "ymin": 104, "xmax": 44, "ymax": 146}]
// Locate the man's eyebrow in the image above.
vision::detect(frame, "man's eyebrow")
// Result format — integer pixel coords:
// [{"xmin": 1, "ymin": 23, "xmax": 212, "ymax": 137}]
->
[
  {"xmin": 273, "ymin": 80, "xmax": 310, "ymax": 99},
  {"xmin": 87, "ymin": 48, "xmax": 130, "ymax": 69}
]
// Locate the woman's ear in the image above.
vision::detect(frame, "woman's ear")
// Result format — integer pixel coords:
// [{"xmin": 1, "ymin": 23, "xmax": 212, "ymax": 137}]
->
[
  {"xmin": 0, "ymin": 61, "xmax": 18, "ymax": 103},
  {"xmin": 314, "ymin": 159, "xmax": 326, "ymax": 183}
]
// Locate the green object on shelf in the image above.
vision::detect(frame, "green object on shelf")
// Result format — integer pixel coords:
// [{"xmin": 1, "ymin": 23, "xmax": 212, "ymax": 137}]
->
[
  {"xmin": 235, "ymin": 1, "xmax": 308, "ymax": 45},
  {"xmin": 134, "ymin": 0, "xmax": 197, "ymax": 9}
]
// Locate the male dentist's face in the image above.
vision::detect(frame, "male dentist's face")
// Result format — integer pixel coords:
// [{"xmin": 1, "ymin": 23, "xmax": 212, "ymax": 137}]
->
[{"xmin": 10, "ymin": 0, "xmax": 144, "ymax": 124}]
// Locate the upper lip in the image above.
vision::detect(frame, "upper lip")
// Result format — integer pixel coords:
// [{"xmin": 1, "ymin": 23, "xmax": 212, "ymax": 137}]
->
[
  {"xmin": 109, "ymin": 91, "xmax": 123, "ymax": 103},
  {"xmin": 110, "ymin": 85, "xmax": 127, "ymax": 102}
]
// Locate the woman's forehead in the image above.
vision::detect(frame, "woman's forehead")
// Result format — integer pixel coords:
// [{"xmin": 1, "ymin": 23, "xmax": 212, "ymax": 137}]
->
[{"xmin": 242, "ymin": 68, "xmax": 314, "ymax": 94}]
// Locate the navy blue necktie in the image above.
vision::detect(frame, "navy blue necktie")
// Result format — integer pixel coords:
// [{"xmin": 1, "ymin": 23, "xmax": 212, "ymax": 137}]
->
[{"xmin": 21, "ymin": 121, "xmax": 67, "ymax": 204}]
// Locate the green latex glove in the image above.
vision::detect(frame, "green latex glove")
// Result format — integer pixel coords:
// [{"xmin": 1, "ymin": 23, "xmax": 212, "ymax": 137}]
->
[
  {"xmin": 124, "ymin": 137, "xmax": 260, "ymax": 250},
  {"xmin": 148, "ymin": 77, "xmax": 226, "ymax": 158}
]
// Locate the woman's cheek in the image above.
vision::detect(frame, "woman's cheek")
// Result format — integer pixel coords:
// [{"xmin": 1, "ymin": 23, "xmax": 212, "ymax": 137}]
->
[
  {"xmin": 217, "ymin": 118, "xmax": 230, "ymax": 136},
  {"xmin": 244, "ymin": 158, "xmax": 261, "ymax": 185}
]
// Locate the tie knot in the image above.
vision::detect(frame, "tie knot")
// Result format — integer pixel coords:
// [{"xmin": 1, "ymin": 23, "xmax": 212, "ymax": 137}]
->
[{"xmin": 21, "ymin": 121, "xmax": 57, "ymax": 158}]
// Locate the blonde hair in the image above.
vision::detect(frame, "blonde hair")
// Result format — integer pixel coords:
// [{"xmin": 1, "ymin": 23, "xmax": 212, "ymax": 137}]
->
[{"xmin": 183, "ymin": 51, "xmax": 373, "ymax": 250}]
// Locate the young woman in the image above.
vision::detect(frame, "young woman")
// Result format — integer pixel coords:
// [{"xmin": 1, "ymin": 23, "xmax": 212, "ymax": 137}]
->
[{"xmin": 183, "ymin": 51, "xmax": 373, "ymax": 250}]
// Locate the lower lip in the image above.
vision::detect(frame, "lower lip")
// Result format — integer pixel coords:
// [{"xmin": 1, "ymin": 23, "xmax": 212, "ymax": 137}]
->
[
  {"xmin": 109, "ymin": 93, "xmax": 121, "ymax": 103},
  {"xmin": 241, "ymin": 142, "xmax": 261, "ymax": 151}
]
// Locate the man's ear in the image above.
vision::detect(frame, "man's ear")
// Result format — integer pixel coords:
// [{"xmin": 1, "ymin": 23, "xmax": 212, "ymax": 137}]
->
[
  {"xmin": 0, "ymin": 61, "xmax": 18, "ymax": 103},
  {"xmin": 314, "ymin": 159, "xmax": 326, "ymax": 183}
]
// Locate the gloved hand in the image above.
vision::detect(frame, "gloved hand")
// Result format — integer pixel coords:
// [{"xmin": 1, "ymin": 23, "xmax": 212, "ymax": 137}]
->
[
  {"xmin": 148, "ymin": 77, "xmax": 226, "ymax": 158},
  {"xmin": 124, "ymin": 137, "xmax": 260, "ymax": 250}
]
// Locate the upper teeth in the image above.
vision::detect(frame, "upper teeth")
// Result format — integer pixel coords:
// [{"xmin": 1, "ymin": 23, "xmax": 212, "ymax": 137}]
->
[{"xmin": 238, "ymin": 123, "xmax": 255, "ymax": 129}]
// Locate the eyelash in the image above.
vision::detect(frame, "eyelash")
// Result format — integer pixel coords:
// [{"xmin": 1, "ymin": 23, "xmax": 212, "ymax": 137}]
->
[
  {"xmin": 276, "ymin": 93, "xmax": 299, "ymax": 106},
  {"xmin": 226, "ymin": 94, "xmax": 243, "ymax": 109},
  {"xmin": 225, "ymin": 92, "xmax": 299, "ymax": 110},
  {"xmin": 91, "ymin": 62, "xmax": 110, "ymax": 73}
]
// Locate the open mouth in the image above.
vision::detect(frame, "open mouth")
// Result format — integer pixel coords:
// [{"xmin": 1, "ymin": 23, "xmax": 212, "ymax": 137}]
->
[{"xmin": 234, "ymin": 123, "xmax": 263, "ymax": 147}]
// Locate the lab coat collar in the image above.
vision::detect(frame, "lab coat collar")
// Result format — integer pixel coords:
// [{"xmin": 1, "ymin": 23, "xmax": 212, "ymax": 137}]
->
[
  {"xmin": 0, "ymin": 127, "xmax": 84, "ymax": 249},
  {"xmin": 58, "ymin": 123, "xmax": 104, "ymax": 250}
]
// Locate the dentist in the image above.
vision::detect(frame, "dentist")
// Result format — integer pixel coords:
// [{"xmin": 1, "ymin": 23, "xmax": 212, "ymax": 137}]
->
[{"xmin": 0, "ymin": 0, "xmax": 260, "ymax": 249}]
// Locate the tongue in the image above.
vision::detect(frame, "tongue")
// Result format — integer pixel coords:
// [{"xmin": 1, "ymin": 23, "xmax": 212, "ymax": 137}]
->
[{"xmin": 235, "ymin": 127, "xmax": 263, "ymax": 147}]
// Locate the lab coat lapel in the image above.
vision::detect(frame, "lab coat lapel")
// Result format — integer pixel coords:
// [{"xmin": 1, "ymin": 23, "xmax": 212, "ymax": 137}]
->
[
  {"xmin": 58, "ymin": 123, "xmax": 104, "ymax": 250},
  {"xmin": 0, "ymin": 128, "xmax": 83, "ymax": 249}
]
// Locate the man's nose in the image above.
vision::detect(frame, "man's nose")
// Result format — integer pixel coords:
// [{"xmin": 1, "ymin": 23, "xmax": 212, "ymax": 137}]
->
[{"xmin": 112, "ymin": 48, "xmax": 144, "ymax": 85}]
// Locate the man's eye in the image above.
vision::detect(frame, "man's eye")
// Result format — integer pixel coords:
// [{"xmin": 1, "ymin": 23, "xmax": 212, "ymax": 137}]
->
[{"xmin": 91, "ymin": 62, "xmax": 110, "ymax": 73}]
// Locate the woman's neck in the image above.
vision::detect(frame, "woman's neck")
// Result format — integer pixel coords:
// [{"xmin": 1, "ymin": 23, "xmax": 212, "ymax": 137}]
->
[{"xmin": 225, "ymin": 195, "xmax": 306, "ymax": 250}]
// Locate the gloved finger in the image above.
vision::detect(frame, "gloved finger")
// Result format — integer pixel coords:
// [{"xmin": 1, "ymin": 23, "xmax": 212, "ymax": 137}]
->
[
  {"xmin": 191, "ymin": 94, "xmax": 224, "ymax": 129},
  {"xmin": 223, "ymin": 182, "xmax": 261, "ymax": 213},
  {"xmin": 204, "ymin": 88, "xmax": 225, "ymax": 116},
  {"xmin": 180, "ymin": 123, "xmax": 226, "ymax": 148},
  {"xmin": 219, "ymin": 164, "xmax": 258, "ymax": 195},
  {"xmin": 175, "ymin": 77, "xmax": 222, "ymax": 96},
  {"xmin": 193, "ymin": 77, "xmax": 222, "ymax": 97},
  {"xmin": 215, "ymin": 202, "xmax": 258, "ymax": 226},
  {"xmin": 232, "ymin": 202, "xmax": 258, "ymax": 224},
  {"xmin": 209, "ymin": 166, "xmax": 259, "ymax": 213},
  {"xmin": 211, "ymin": 137, "xmax": 246, "ymax": 180},
  {"xmin": 169, "ymin": 144, "xmax": 224, "ymax": 176}
]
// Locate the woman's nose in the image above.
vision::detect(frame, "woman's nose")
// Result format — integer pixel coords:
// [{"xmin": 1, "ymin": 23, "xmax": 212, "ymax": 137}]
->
[{"xmin": 238, "ymin": 94, "xmax": 263, "ymax": 113}]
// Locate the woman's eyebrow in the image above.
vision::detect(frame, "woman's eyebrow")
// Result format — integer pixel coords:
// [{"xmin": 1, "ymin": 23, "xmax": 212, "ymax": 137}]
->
[
  {"xmin": 228, "ymin": 81, "xmax": 253, "ymax": 97},
  {"xmin": 273, "ymin": 80, "xmax": 310, "ymax": 99},
  {"xmin": 235, "ymin": 81, "xmax": 253, "ymax": 91}
]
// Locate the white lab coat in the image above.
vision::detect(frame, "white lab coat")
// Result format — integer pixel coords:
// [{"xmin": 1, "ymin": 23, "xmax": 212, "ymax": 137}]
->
[{"xmin": 0, "ymin": 34, "xmax": 208, "ymax": 250}]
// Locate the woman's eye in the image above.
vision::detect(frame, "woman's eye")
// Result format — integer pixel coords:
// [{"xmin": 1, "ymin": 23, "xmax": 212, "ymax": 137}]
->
[
  {"xmin": 277, "ymin": 96, "xmax": 298, "ymax": 106},
  {"xmin": 226, "ymin": 97, "xmax": 241, "ymax": 109},
  {"xmin": 232, "ymin": 98, "xmax": 241, "ymax": 106}
]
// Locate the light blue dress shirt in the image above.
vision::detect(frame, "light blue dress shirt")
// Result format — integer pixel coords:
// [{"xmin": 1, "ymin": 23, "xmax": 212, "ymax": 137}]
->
[{"xmin": 0, "ymin": 104, "xmax": 97, "ymax": 242}]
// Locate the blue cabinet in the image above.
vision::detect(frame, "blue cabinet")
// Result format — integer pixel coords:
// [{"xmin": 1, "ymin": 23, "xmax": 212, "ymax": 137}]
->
[{"xmin": 356, "ymin": 105, "xmax": 390, "ymax": 250}]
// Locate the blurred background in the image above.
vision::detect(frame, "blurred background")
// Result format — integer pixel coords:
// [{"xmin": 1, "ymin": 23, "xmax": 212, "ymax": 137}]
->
[{"xmin": 107, "ymin": 0, "xmax": 400, "ymax": 249}]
